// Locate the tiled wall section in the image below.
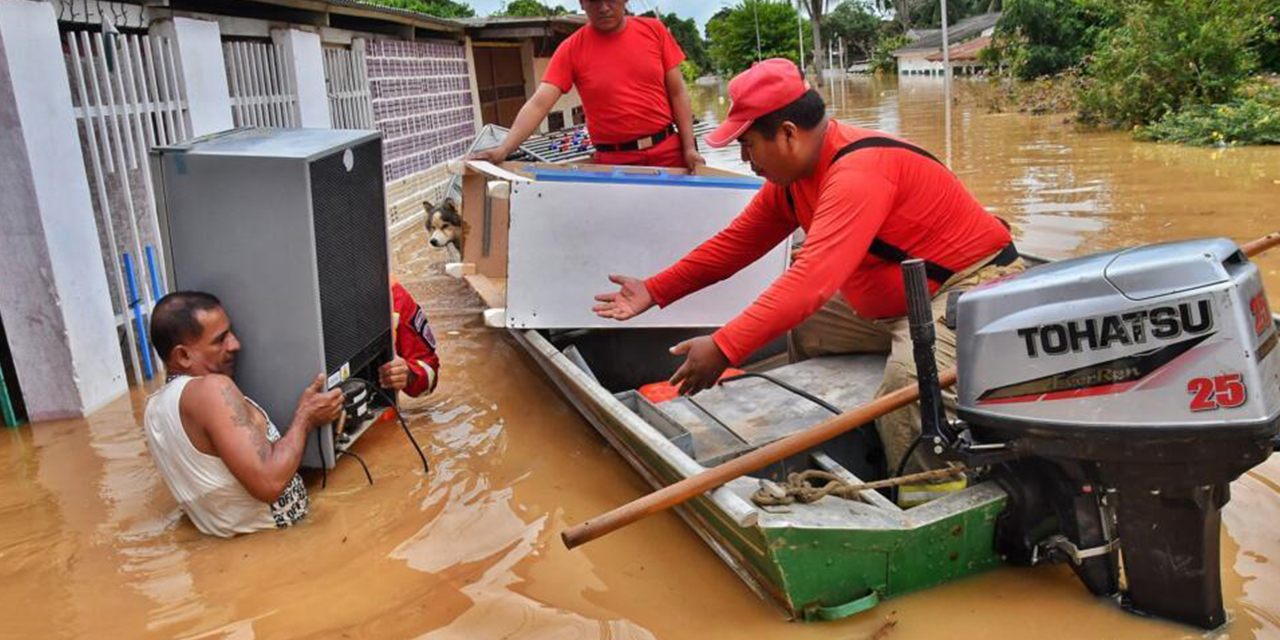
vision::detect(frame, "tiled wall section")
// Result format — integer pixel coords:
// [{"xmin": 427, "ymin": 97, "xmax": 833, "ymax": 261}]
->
[
  {"xmin": 385, "ymin": 165, "xmax": 450, "ymax": 232},
  {"xmin": 365, "ymin": 39, "xmax": 474, "ymax": 203}
]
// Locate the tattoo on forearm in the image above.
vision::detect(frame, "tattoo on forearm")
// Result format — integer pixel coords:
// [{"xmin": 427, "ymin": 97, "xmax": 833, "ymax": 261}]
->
[{"xmin": 220, "ymin": 384, "xmax": 271, "ymax": 463}]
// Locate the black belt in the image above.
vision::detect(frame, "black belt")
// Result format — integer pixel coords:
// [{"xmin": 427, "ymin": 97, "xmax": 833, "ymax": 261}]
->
[
  {"xmin": 594, "ymin": 124, "xmax": 678, "ymax": 153},
  {"xmin": 785, "ymin": 136, "xmax": 1019, "ymax": 284},
  {"xmin": 862, "ymin": 239, "xmax": 1018, "ymax": 284}
]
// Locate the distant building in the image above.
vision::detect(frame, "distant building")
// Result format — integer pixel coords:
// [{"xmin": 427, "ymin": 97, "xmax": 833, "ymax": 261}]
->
[
  {"xmin": 924, "ymin": 35, "xmax": 991, "ymax": 76},
  {"xmin": 893, "ymin": 12, "xmax": 1000, "ymax": 76},
  {"xmin": 847, "ymin": 59, "xmax": 873, "ymax": 74}
]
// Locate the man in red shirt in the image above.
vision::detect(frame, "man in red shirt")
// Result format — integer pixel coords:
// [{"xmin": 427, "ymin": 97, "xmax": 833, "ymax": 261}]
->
[
  {"xmin": 378, "ymin": 278, "xmax": 441, "ymax": 398},
  {"xmin": 470, "ymin": 0, "xmax": 704, "ymax": 169},
  {"xmin": 593, "ymin": 59, "xmax": 1024, "ymax": 476}
]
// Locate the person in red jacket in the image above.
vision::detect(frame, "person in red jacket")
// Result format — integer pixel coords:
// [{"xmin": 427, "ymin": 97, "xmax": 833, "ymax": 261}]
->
[
  {"xmin": 378, "ymin": 278, "xmax": 440, "ymax": 398},
  {"xmin": 592, "ymin": 59, "xmax": 1024, "ymax": 478}
]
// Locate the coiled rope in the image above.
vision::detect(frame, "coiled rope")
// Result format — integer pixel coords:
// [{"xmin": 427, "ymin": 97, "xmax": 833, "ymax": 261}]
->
[{"xmin": 752, "ymin": 466, "xmax": 969, "ymax": 506}]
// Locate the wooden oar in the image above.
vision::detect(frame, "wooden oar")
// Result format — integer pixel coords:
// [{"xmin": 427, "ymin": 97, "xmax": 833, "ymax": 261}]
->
[
  {"xmin": 1242, "ymin": 232, "xmax": 1280, "ymax": 258},
  {"xmin": 561, "ymin": 232, "xmax": 1280, "ymax": 550},
  {"xmin": 562, "ymin": 368, "xmax": 957, "ymax": 548}
]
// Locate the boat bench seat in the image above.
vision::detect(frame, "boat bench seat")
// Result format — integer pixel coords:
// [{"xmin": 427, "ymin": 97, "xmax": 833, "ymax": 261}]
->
[{"xmin": 655, "ymin": 355, "xmax": 886, "ymax": 465}]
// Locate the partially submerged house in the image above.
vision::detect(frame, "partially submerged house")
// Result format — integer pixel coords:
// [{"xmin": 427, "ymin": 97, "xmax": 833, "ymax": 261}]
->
[
  {"xmin": 893, "ymin": 12, "xmax": 999, "ymax": 75},
  {"xmin": 924, "ymin": 35, "xmax": 992, "ymax": 76}
]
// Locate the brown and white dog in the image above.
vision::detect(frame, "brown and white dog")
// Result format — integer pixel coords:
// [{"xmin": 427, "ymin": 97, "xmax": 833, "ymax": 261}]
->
[{"xmin": 426, "ymin": 197, "xmax": 466, "ymax": 252}]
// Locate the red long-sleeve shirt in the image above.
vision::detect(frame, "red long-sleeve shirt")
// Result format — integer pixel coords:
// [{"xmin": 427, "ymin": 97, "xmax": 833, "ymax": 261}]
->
[
  {"xmin": 644, "ymin": 121, "xmax": 1011, "ymax": 365},
  {"xmin": 392, "ymin": 282, "xmax": 440, "ymax": 397}
]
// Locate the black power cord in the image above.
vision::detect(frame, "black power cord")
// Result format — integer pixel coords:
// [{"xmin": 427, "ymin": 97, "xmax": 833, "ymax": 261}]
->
[
  {"xmin": 314, "ymin": 425, "xmax": 375, "ymax": 490},
  {"xmin": 314, "ymin": 429, "xmax": 328, "ymax": 490},
  {"xmin": 347, "ymin": 377, "xmax": 430, "ymax": 475},
  {"xmin": 312, "ymin": 376, "xmax": 430, "ymax": 490},
  {"xmin": 341, "ymin": 448, "xmax": 375, "ymax": 486}
]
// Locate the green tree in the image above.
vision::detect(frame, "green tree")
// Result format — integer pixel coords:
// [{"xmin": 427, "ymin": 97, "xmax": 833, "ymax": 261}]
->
[
  {"xmin": 641, "ymin": 11, "xmax": 713, "ymax": 76},
  {"xmin": 870, "ymin": 33, "xmax": 909, "ymax": 72},
  {"xmin": 1078, "ymin": 0, "xmax": 1268, "ymax": 127},
  {"xmin": 822, "ymin": 1, "xmax": 884, "ymax": 60},
  {"xmin": 1254, "ymin": 0, "xmax": 1280, "ymax": 72},
  {"xmin": 364, "ymin": 0, "xmax": 476, "ymax": 18},
  {"xmin": 907, "ymin": 0, "xmax": 988, "ymax": 29},
  {"xmin": 800, "ymin": 0, "xmax": 830, "ymax": 85},
  {"xmin": 494, "ymin": 0, "xmax": 568, "ymax": 16},
  {"xmin": 987, "ymin": 0, "xmax": 1121, "ymax": 79},
  {"xmin": 707, "ymin": 0, "xmax": 805, "ymax": 75}
]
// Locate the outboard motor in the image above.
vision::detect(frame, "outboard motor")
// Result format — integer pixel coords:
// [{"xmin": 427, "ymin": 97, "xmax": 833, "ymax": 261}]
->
[{"xmin": 950, "ymin": 238, "xmax": 1280, "ymax": 628}]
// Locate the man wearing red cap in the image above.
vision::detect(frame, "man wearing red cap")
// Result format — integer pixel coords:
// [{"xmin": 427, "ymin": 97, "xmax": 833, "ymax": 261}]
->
[
  {"xmin": 593, "ymin": 58, "xmax": 1023, "ymax": 478},
  {"xmin": 470, "ymin": 0, "xmax": 704, "ymax": 170}
]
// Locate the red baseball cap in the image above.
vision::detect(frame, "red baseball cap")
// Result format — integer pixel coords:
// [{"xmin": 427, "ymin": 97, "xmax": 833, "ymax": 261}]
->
[{"xmin": 705, "ymin": 58, "xmax": 810, "ymax": 148}]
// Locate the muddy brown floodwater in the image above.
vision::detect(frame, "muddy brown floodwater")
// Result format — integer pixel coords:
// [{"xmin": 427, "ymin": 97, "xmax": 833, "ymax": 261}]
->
[{"xmin": 3, "ymin": 75, "xmax": 1279, "ymax": 640}]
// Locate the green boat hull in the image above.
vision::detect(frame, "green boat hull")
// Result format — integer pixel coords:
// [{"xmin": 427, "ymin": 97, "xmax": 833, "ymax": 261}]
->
[{"xmin": 512, "ymin": 328, "xmax": 1007, "ymax": 620}]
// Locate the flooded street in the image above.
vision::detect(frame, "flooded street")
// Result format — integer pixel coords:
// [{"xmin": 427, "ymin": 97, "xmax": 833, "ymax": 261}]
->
[{"xmin": 3, "ymin": 75, "xmax": 1280, "ymax": 639}]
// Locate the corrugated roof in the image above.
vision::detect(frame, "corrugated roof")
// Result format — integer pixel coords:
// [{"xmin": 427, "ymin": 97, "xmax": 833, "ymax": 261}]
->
[
  {"xmin": 457, "ymin": 15, "xmax": 587, "ymax": 27},
  {"xmin": 246, "ymin": 1, "xmax": 588, "ymax": 35},
  {"xmin": 925, "ymin": 35, "xmax": 991, "ymax": 61},
  {"xmin": 267, "ymin": 0, "xmax": 464, "ymax": 31},
  {"xmin": 894, "ymin": 12, "xmax": 1000, "ymax": 54}
]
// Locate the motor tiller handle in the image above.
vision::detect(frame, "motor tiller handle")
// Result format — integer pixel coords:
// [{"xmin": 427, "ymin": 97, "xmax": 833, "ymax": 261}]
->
[{"xmin": 902, "ymin": 259, "xmax": 953, "ymax": 453}]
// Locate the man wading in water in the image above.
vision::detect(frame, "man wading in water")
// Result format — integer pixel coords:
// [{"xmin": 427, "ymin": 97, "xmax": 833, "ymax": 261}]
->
[
  {"xmin": 593, "ymin": 59, "xmax": 1024, "ymax": 503},
  {"xmin": 470, "ymin": 0, "xmax": 704, "ymax": 170},
  {"xmin": 143, "ymin": 292, "xmax": 341, "ymax": 536}
]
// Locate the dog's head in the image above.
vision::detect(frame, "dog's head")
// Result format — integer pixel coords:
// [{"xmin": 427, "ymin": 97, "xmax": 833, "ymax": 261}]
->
[{"xmin": 426, "ymin": 198, "xmax": 466, "ymax": 250}]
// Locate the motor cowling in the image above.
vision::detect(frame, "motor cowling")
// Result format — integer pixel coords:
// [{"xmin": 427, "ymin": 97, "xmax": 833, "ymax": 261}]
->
[{"xmin": 953, "ymin": 238, "xmax": 1280, "ymax": 628}]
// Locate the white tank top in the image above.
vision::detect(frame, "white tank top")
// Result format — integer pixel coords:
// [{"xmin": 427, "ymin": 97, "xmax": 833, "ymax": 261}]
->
[{"xmin": 144, "ymin": 375, "xmax": 309, "ymax": 537}]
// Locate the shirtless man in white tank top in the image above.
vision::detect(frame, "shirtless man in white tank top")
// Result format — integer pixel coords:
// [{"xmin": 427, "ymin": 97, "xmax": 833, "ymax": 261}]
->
[{"xmin": 144, "ymin": 291, "xmax": 343, "ymax": 537}]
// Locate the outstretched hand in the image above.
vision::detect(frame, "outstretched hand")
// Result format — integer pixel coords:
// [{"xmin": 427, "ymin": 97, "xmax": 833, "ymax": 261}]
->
[
  {"xmin": 467, "ymin": 146, "xmax": 510, "ymax": 164},
  {"xmin": 668, "ymin": 336, "xmax": 730, "ymax": 397},
  {"xmin": 592, "ymin": 274, "xmax": 655, "ymax": 321}
]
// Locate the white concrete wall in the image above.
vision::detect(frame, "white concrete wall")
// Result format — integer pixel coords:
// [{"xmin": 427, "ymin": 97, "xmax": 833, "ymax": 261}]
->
[
  {"xmin": 897, "ymin": 52, "xmax": 945, "ymax": 75},
  {"xmin": 272, "ymin": 28, "xmax": 331, "ymax": 128},
  {"xmin": 0, "ymin": 0, "xmax": 127, "ymax": 420},
  {"xmin": 532, "ymin": 56, "xmax": 583, "ymax": 131},
  {"xmin": 151, "ymin": 17, "xmax": 233, "ymax": 136}
]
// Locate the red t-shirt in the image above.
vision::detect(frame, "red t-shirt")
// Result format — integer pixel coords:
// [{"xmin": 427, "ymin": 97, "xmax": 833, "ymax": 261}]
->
[
  {"xmin": 542, "ymin": 17, "xmax": 685, "ymax": 144},
  {"xmin": 644, "ymin": 121, "xmax": 1012, "ymax": 365}
]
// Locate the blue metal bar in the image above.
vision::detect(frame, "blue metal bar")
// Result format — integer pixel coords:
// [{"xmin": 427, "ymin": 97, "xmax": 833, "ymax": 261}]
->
[
  {"xmin": 145, "ymin": 245, "xmax": 164, "ymax": 300},
  {"xmin": 525, "ymin": 168, "xmax": 763, "ymax": 190},
  {"xmin": 123, "ymin": 252, "xmax": 154, "ymax": 380}
]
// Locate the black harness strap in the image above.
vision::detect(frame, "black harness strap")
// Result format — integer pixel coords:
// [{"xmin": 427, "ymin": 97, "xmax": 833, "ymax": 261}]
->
[{"xmin": 786, "ymin": 136, "xmax": 957, "ymax": 283}]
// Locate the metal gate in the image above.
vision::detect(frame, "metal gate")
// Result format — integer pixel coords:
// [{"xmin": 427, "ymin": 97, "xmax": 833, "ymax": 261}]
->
[
  {"xmin": 223, "ymin": 40, "xmax": 298, "ymax": 128},
  {"xmin": 65, "ymin": 30, "xmax": 190, "ymax": 384},
  {"xmin": 323, "ymin": 42, "xmax": 374, "ymax": 129}
]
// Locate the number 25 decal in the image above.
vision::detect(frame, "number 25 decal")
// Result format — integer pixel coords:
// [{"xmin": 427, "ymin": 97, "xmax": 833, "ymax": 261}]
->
[{"xmin": 1188, "ymin": 373, "xmax": 1247, "ymax": 411}]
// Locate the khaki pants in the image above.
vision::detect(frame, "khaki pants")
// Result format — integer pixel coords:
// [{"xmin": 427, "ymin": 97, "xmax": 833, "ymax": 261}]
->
[{"xmin": 789, "ymin": 254, "xmax": 1026, "ymax": 475}]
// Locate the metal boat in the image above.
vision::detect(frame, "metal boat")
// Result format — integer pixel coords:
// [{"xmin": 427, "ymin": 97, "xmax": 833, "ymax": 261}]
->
[{"xmin": 446, "ymin": 158, "xmax": 1280, "ymax": 624}]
